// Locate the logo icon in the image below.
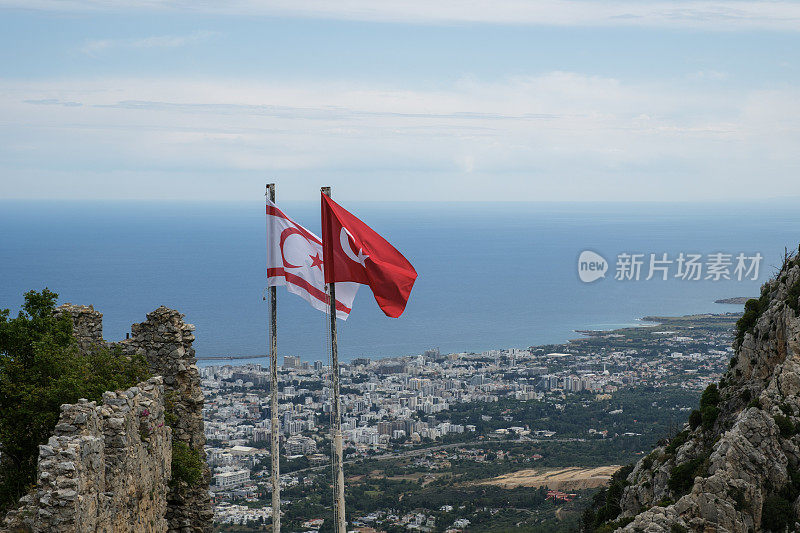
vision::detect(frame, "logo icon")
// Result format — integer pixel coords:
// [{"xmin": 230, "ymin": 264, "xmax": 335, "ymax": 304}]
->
[{"xmin": 578, "ymin": 251, "xmax": 608, "ymax": 283}]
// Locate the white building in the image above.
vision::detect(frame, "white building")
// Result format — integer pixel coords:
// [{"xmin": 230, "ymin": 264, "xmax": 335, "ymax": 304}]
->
[{"xmin": 214, "ymin": 469, "xmax": 250, "ymax": 489}]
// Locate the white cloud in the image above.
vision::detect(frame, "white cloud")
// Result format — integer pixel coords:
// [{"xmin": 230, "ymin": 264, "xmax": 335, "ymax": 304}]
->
[
  {"xmin": 0, "ymin": 73, "xmax": 798, "ymax": 201},
  {"xmin": 79, "ymin": 30, "xmax": 217, "ymax": 56},
  {"xmin": 3, "ymin": 0, "xmax": 800, "ymax": 31}
]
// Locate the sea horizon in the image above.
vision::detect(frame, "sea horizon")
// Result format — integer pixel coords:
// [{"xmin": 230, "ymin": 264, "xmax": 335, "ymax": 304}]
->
[{"xmin": 1, "ymin": 199, "xmax": 795, "ymax": 364}]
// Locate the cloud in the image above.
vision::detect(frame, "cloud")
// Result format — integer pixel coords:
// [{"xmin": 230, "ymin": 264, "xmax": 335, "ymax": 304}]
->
[
  {"xmin": 688, "ymin": 70, "xmax": 730, "ymax": 81},
  {"xmin": 79, "ymin": 30, "xmax": 217, "ymax": 56},
  {"xmin": 23, "ymin": 98, "xmax": 82, "ymax": 107},
  {"xmin": 3, "ymin": 0, "xmax": 800, "ymax": 31},
  {"xmin": 1, "ymin": 73, "xmax": 799, "ymax": 201}
]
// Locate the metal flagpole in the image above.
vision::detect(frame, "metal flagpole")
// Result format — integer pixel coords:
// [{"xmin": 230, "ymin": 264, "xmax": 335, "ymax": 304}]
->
[
  {"xmin": 267, "ymin": 183, "xmax": 281, "ymax": 533},
  {"xmin": 321, "ymin": 186, "xmax": 347, "ymax": 533}
]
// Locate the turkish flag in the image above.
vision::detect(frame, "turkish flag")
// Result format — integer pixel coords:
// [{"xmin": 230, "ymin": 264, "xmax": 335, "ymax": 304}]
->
[{"xmin": 321, "ymin": 193, "xmax": 417, "ymax": 318}]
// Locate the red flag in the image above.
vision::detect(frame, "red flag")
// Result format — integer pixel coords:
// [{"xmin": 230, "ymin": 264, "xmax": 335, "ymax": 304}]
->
[{"xmin": 321, "ymin": 193, "xmax": 417, "ymax": 318}]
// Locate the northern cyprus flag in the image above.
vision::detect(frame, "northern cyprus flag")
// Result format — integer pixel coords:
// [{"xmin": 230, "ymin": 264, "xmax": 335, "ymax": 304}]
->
[{"xmin": 267, "ymin": 199, "xmax": 358, "ymax": 319}]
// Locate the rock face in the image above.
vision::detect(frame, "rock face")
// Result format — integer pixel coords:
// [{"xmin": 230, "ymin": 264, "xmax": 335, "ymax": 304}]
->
[
  {"xmin": 1, "ymin": 378, "xmax": 171, "ymax": 532},
  {"xmin": 595, "ymin": 256, "xmax": 800, "ymax": 532},
  {"xmin": 1, "ymin": 305, "xmax": 212, "ymax": 533}
]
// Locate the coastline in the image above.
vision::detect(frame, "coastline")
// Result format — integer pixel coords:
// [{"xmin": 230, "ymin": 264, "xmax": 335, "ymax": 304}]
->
[{"xmin": 197, "ymin": 310, "xmax": 742, "ymax": 368}]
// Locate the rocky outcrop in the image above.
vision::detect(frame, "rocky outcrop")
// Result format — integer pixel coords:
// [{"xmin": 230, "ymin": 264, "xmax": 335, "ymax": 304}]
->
[
  {"xmin": 594, "ymin": 254, "xmax": 800, "ymax": 532},
  {"xmin": 1, "ymin": 378, "xmax": 171, "ymax": 532}
]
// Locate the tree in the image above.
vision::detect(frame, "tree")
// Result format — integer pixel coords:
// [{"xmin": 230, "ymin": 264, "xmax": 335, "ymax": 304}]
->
[{"xmin": 0, "ymin": 289, "xmax": 150, "ymax": 513}]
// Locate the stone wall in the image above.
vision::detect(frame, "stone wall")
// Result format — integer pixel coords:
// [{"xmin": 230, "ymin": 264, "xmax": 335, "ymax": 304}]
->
[
  {"xmin": 1, "ymin": 378, "xmax": 171, "ymax": 532},
  {"xmin": 1, "ymin": 305, "xmax": 212, "ymax": 533},
  {"xmin": 115, "ymin": 307, "xmax": 213, "ymax": 533},
  {"xmin": 53, "ymin": 304, "xmax": 103, "ymax": 351}
]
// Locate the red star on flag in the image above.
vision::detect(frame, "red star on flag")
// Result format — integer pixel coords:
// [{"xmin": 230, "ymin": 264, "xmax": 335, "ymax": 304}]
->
[{"xmin": 309, "ymin": 252, "xmax": 323, "ymax": 271}]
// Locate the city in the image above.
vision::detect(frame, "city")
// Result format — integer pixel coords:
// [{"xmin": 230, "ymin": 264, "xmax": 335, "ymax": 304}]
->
[{"xmin": 202, "ymin": 313, "xmax": 738, "ymax": 531}]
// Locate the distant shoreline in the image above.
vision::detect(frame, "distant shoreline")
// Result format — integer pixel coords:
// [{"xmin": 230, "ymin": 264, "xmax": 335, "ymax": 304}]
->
[
  {"xmin": 714, "ymin": 297, "xmax": 753, "ymax": 305},
  {"xmin": 198, "ymin": 311, "xmax": 743, "ymax": 368}
]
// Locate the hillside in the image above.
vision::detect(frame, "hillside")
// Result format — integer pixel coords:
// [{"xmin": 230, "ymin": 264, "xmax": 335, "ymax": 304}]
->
[{"xmin": 585, "ymin": 248, "xmax": 800, "ymax": 532}]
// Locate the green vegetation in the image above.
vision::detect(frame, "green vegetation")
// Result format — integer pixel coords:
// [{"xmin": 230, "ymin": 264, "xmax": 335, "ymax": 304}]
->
[
  {"xmin": 580, "ymin": 464, "xmax": 633, "ymax": 531},
  {"xmin": 0, "ymin": 289, "xmax": 151, "ymax": 514},
  {"xmin": 688, "ymin": 410, "xmax": 702, "ymax": 430},
  {"xmin": 736, "ymin": 292, "xmax": 770, "ymax": 344},
  {"xmin": 664, "ymin": 431, "xmax": 689, "ymax": 456},
  {"xmin": 170, "ymin": 441, "xmax": 204, "ymax": 488},
  {"xmin": 700, "ymin": 406, "xmax": 719, "ymax": 431},
  {"xmin": 447, "ymin": 386, "xmax": 699, "ymax": 445},
  {"xmin": 162, "ymin": 389, "xmax": 204, "ymax": 489},
  {"xmin": 275, "ymin": 472, "xmax": 586, "ymax": 533},
  {"xmin": 760, "ymin": 464, "xmax": 800, "ymax": 531},
  {"xmin": 761, "ymin": 494, "xmax": 793, "ymax": 531},
  {"xmin": 698, "ymin": 384, "xmax": 721, "ymax": 431},
  {"xmin": 640, "ymin": 452, "xmax": 656, "ymax": 472},
  {"xmin": 163, "ymin": 390, "xmax": 179, "ymax": 428},
  {"xmin": 663, "ymin": 387, "xmax": 718, "ymax": 497},
  {"xmin": 667, "ymin": 456, "xmax": 706, "ymax": 496},
  {"xmin": 773, "ymin": 414, "xmax": 797, "ymax": 438},
  {"xmin": 786, "ymin": 275, "xmax": 800, "ymax": 313},
  {"xmin": 727, "ymin": 486, "xmax": 746, "ymax": 512},
  {"xmin": 699, "ymin": 384, "xmax": 720, "ymax": 409}
]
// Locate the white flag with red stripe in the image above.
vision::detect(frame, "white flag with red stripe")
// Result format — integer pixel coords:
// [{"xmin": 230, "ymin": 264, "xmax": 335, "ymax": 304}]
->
[{"xmin": 267, "ymin": 200, "xmax": 358, "ymax": 320}]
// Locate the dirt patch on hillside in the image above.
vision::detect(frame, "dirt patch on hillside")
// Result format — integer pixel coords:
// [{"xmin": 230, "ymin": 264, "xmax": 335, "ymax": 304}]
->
[{"xmin": 480, "ymin": 465, "xmax": 621, "ymax": 491}]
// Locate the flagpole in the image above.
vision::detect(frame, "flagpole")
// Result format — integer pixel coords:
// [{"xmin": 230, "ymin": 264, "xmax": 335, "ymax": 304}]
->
[
  {"xmin": 266, "ymin": 183, "xmax": 281, "ymax": 533},
  {"xmin": 322, "ymin": 186, "xmax": 347, "ymax": 533}
]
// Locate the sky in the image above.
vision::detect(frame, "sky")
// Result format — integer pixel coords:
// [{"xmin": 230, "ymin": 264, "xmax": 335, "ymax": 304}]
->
[{"xmin": 1, "ymin": 1, "xmax": 799, "ymax": 202}]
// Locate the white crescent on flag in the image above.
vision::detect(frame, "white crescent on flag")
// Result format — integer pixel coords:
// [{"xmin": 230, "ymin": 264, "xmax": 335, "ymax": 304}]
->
[{"xmin": 267, "ymin": 200, "xmax": 358, "ymax": 320}]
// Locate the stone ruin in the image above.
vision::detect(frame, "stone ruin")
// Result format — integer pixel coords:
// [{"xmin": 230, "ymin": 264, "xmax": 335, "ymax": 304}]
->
[
  {"xmin": 117, "ymin": 306, "xmax": 212, "ymax": 533},
  {"xmin": 2, "ymin": 378, "xmax": 171, "ymax": 532},
  {"xmin": 1, "ymin": 305, "xmax": 213, "ymax": 533}
]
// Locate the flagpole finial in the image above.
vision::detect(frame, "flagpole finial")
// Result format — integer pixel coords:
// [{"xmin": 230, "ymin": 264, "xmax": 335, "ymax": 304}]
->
[{"xmin": 267, "ymin": 183, "xmax": 275, "ymax": 202}]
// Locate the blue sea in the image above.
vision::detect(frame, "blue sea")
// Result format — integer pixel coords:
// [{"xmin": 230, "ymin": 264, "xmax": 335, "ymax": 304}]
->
[{"xmin": 1, "ymin": 200, "xmax": 798, "ymax": 365}]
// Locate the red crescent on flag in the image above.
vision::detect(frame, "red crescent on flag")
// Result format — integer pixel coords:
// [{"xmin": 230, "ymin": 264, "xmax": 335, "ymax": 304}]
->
[{"xmin": 280, "ymin": 227, "xmax": 308, "ymax": 269}]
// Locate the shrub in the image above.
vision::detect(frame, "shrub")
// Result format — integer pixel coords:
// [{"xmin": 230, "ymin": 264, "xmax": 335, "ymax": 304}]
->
[
  {"xmin": 0, "ymin": 289, "xmax": 151, "ymax": 514},
  {"xmin": 641, "ymin": 452, "xmax": 656, "ymax": 471},
  {"xmin": 583, "ymin": 463, "xmax": 634, "ymax": 529},
  {"xmin": 727, "ymin": 486, "xmax": 746, "ymax": 511},
  {"xmin": 736, "ymin": 293, "xmax": 770, "ymax": 343},
  {"xmin": 701, "ymin": 405, "xmax": 719, "ymax": 431},
  {"xmin": 665, "ymin": 431, "xmax": 689, "ymax": 455},
  {"xmin": 761, "ymin": 494, "xmax": 793, "ymax": 531},
  {"xmin": 163, "ymin": 390, "xmax": 179, "ymax": 428},
  {"xmin": 688, "ymin": 410, "xmax": 702, "ymax": 430},
  {"xmin": 740, "ymin": 389, "xmax": 751, "ymax": 403},
  {"xmin": 773, "ymin": 414, "xmax": 796, "ymax": 438},
  {"xmin": 786, "ymin": 278, "xmax": 800, "ymax": 313},
  {"xmin": 668, "ymin": 456, "xmax": 707, "ymax": 496},
  {"xmin": 700, "ymin": 384, "xmax": 720, "ymax": 409},
  {"xmin": 170, "ymin": 441, "xmax": 204, "ymax": 488}
]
